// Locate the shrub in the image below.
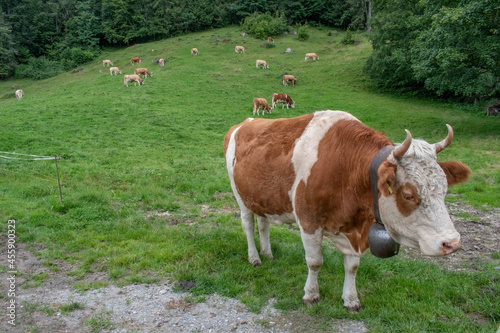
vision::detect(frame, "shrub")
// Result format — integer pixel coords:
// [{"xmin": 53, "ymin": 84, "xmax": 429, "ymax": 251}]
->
[
  {"xmin": 60, "ymin": 47, "xmax": 99, "ymax": 70},
  {"xmin": 297, "ymin": 25, "xmax": 309, "ymax": 41},
  {"xmin": 264, "ymin": 42, "xmax": 276, "ymax": 48},
  {"xmin": 15, "ymin": 57, "xmax": 63, "ymax": 80},
  {"xmin": 242, "ymin": 13, "xmax": 288, "ymax": 39},
  {"xmin": 340, "ymin": 30, "xmax": 355, "ymax": 45}
]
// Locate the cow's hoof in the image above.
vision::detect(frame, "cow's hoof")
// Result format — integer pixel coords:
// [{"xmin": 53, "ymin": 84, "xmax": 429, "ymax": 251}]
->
[
  {"xmin": 250, "ymin": 259, "xmax": 262, "ymax": 267},
  {"xmin": 343, "ymin": 300, "xmax": 362, "ymax": 313},
  {"xmin": 302, "ymin": 295, "xmax": 320, "ymax": 307}
]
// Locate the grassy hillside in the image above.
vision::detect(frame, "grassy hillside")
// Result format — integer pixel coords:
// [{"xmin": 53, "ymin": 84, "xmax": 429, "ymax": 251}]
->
[{"xmin": 1, "ymin": 26, "xmax": 499, "ymax": 332}]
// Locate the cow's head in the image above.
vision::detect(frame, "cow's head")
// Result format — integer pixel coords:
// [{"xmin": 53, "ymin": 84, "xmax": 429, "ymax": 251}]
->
[{"xmin": 377, "ymin": 125, "xmax": 470, "ymax": 256}]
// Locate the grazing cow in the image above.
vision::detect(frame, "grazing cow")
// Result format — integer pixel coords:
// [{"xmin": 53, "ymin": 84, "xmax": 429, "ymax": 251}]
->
[
  {"xmin": 224, "ymin": 111, "xmax": 470, "ymax": 311},
  {"xmin": 305, "ymin": 53, "xmax": 319, "ymax": 61},
  {"xmin": 252, "ymin": 98, "xmax": 272, "ymax": 116},
  {"xmin": 102, "ymin": 59, "xmax": 113, "ymax": 67},
  {"xmin": 255, "ymin": 60, "xmax": 269, "ymax": 69},
  {"xmin": 235, "ymin": 46, "xmax": 245, "ymax": 54},
  {"xmin": 15, "ymin": 89, "xmax": 23, "ymax": 101},
  {"xmin": 267, "ymin": 37, "xmax": 274, "ymax": 43},
  {"xmin": 110, "ymin": 67, "xmax": 122, "ymax": 75},
  {"xmin": 283, "ymin": 74, "xmax": 297, "ymax": 86},
  {"xmin": 124, "ymin": 74, "xmax": 144, "ymax": 87},
  {"xmin": 191, "ymin": 48, "xmax": 199, "ymax": 56},
  {"xmin": 134, "ymin": 68, "xmax": 153, "ymax": 78},
  {"xmin": 158, "ymin": 58, "xmax": 165, "ymax": 67},
  {"xmin": 131, "ymin": 57, "xmax": 142, "ymax": 65},
  {"xmin": 272, "ymin": 93, "xmax": 295, "ymax": 109}
]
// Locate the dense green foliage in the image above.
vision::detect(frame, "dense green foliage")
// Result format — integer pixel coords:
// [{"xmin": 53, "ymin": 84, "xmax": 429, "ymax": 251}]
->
[
  {"xmin": 0, "ymin": 26, "xmax": 498, "ymax": 332},
  {"xmin": 242, "ymin": 12, "xmax": 288, "ymax": 39},
  {"xmin": 365, "ymin": 0, "xmax": 500, "ymax": 100}
]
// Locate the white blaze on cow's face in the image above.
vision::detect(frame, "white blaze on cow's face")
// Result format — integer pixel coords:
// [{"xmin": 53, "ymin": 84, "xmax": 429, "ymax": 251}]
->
[{"xmin": 378, "ymin": 139, "xmax": 461, "ymax": 257}]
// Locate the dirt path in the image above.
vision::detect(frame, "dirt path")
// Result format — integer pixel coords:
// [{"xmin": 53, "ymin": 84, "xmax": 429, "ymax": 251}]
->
[{"xmin": 1, "ymin": 202, "xmax": 498, "ymax": 333}]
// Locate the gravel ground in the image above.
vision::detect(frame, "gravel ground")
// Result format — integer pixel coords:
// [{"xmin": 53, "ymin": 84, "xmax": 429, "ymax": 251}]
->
[{"xmin": 1, "ymin": 202, "xmax": 499, "ymax": 333}]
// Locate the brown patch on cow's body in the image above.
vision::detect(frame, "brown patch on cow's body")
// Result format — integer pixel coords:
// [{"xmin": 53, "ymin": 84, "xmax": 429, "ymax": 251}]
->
[
  {"xmin": 227, "ymin": 115, "xmax": 314, "ymax": 217},
  {"xmin": 294, "ymin": 119, "xmax": 393, "ymax": 253}
]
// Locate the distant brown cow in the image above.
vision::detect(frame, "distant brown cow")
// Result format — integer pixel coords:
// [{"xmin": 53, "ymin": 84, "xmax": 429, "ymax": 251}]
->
[
  {"xmin": 124, "ymin": 74, "xmax": 144, "ymax": 87},
  {"xmin": 305, "ymin": 53, "xmax": 319, "ymax": 61},
  {"xmin": 131, "ymin": 57, "xmax": 142, "ymax": 65},
  {"xmin": 110, "ymin": 67, "xmax": 122, "ymax": 75},
  {"xmin": 267, "ymin": 37, "xmax": 274, "ymax": 43},
  {"xmin": 256, "ymin": 60, "xmax": 269, "ymax": 69},
  {"xmin": 235, "ymin": 46, "xmax": 245, "ymax": 54},
  {"xmin": 191, "ymin": 48, "xmax": 199, "ymax": 56},
  {"xmin": 158, "ymin": 58, "xmax": 165, "ymax": 67},
  {"xmin": 253, "ymin": 98, "xmax": 272, "ymax": 116},
  {"xmin": 134, "ymin": 68, "xmax": 153, "ymax": 78},
  {"xmin": 272, "ymin": 93, "xmax": 295, "ymax": 109},
  {"xmin": 283, "ymin": 74, "xmax": 297, "ymax": 86},
  {"xmin": 102, "ymin": 59, "xmax": 113, "ymax": 67}
]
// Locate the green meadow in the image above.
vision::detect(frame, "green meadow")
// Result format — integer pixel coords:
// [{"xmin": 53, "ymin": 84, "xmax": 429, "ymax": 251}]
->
[{"xmin": 1, "ymin": 26, "xmax": 499, "ymax": 332}]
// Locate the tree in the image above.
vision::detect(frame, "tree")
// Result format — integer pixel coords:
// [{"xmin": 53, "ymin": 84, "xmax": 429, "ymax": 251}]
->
[
  {"xmin": 365, "ymin": 0, "xmax": 500, "ymax": 100},
  {"xmin": 62, "ymin": 0, "xmax": 100, "ymax": 49},
  {"xmin": 0, "ymin": 13, "xmax": 17, "ymax": 78},
  {"xmin": 411, "ymin": 0, "xmax": 500, "ymax": 99}
]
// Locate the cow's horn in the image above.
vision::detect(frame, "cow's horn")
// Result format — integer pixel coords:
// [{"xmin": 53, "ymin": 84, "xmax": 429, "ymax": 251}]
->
[
  {"xmin": 393, "ymin": 129, "xmax": 412, "ymax": 160},
  {"xmin": 434, "ymin": 124, "xmax": 453, "ymax": 154}
]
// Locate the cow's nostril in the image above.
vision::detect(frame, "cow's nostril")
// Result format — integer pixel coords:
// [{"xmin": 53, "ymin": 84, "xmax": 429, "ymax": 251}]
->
[{"xmin": 441, "ymin": 239, "xmax": 461, "ymax": 255}]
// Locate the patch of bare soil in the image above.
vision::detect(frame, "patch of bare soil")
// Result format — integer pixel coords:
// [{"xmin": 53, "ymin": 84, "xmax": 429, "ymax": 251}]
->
[{"xmin": 1, "ymin": 202, "xmax": 498, "ymax": 333}]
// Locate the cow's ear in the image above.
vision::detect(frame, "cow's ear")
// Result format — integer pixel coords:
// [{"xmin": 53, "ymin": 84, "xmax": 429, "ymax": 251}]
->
[
  {"xmin": 377, "ymin": 161, "xmax": 397, "ymax": 196},
  {"xmin": 438, "ymin": 161, "xmax": 471, "ymax": 186}
]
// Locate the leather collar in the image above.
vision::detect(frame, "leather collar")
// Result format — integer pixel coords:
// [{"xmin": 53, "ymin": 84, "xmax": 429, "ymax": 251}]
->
[{"xmin": 369, "ymin": 145, "xmax": 394, "ymax": 224}]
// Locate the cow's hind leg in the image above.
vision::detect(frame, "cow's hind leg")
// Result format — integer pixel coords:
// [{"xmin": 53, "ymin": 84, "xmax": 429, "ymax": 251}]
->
[
  {"xmin": 257, "ymin": 216, "xmax": 273, "ymax": 259},
  {"xmin": 241, "ymin": 208, "xmax": 261, "ymax": 266},
  {"xmin": 300, "ymin": 227, "xmax": 324, "ymax": 307},
  {"xmin": 342, "ymin": 255, "xmax": 361, "ymax": 312}
]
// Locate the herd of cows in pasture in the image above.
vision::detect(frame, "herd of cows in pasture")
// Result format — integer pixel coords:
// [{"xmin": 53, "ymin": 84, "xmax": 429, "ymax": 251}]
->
[{"xmin": 101, "ymin": 37, "xmax": 320, "ymax": 116}]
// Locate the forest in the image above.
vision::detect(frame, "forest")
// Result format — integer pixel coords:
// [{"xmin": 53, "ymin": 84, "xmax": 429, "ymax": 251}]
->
[{"xmin": 0, "ymin": 0, "xmax": 499, "ymax": 100}]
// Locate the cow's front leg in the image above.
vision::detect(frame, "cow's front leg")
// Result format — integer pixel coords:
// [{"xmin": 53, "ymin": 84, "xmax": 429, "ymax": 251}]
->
[
  {"xmin": 300, "ymin": 227, "xmax": 324, "ymax": 307},
  {"xmin": 342, "ymin": 255, "xmax": 361, "ymax": 312},
  {"xmin": 257, "ymin": 216, "xmax": 273, "ymax": 259},
  {"xmin": 241, "ymin": 209, "xmax": 261, "ymax": 266}
]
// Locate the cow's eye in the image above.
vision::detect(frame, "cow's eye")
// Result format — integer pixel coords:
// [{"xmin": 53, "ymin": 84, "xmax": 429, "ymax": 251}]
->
[{"xmin": 403, "ymin": 192, "xmax": 414, "ymax": 201}]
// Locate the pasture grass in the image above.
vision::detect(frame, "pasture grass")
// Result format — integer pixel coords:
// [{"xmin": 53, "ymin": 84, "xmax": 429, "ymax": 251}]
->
[{"xmin": 0, "ymin": 26, "xmax": 499, "ymax": 332}]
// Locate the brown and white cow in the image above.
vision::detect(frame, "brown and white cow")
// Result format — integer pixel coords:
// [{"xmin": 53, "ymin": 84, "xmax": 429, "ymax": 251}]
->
[
  {"xmin": 131, "ymin": 57, "xmax": 142, "ymax": 65},
  {"xmin": 252, "ymin": 98, "xmax": 272, "ymax": 116},
  {"xmin": 158, "ymin": 58, "xmax": 165, "ymax": 67},
  {"xmin": 15, "ymin": 89, "xmax": 23, "ymax": 101},
  {"xmin": 272, "ymin": 93, "xmax": 295, "ymax": 109},
  {"xmin": 191, "ymin": 48, "xmax": 199, "ymax": 56},
  {"xmin": 110, "ymin": 67, "xmax": 122, "ymax": 75},
  {"xmin": 282, "ymin": 74, "xmax": 297, "ymax": 86},
  {"xmin": 224, "ymin": 111, "xmax": 470, "ymax": 311},
  {"xmin": 124, "ymin": 74, "xmax": 144, "ymax": 87},
  {"xmin": 102, "ymin": 59, "xmax": 113, "ymax": 67},
  {"xmin": 235, "ymin": 45, "xmax": 245, "ymax": 54},
  {"xmin": 256, "ymin": 60, "xmax": 269, "ymax": 69},
  {"xmin": 267, "ymin": 37, "xmax": 274, "ymax": 43},
  {"xmin": 134, "ymin": 67, "xmax": 153, "ymax": 78},
  {"xmin": 305, "ymin": 52, "xmax": 319, "ymax": 61}
]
